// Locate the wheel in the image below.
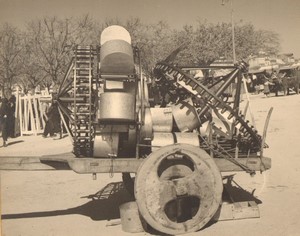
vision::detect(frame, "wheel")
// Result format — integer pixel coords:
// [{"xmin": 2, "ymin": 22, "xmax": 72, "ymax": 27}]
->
[
  {"xmin": 56, "ymin": 46, "xmax": 96, "ymax": 157},
  {"xmin": 134, "ymin": 143, "xmax": 223, "ymax": 235}
]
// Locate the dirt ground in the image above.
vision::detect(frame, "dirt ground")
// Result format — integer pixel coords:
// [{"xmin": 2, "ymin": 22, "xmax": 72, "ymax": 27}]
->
[{"xmin": 1, "ymin": 92, "xmax": 300, "ymax": 236}]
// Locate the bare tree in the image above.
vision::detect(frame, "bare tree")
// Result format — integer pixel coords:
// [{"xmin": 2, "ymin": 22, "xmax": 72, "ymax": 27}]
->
[
  {"xmin": 0, "ymin": 23, "xmax": 24, "ymax": 97},
  {"xmin": 19, "ymin": 39, "xmax": 49, "ymax": 94},
  {"xmin": 173, "ymin": 21, "xmax": 281, "ymax": 66},
  {"xmin": 125, "ymin": 18, "xmax": 176, "ymax": 76},
  {"xmin": 24, "ymin": 15, "xmax": 98, "ymax": 91},
  {"xmin": 6, "ymin": 16, "xmax": 280, "ymax": 95}
]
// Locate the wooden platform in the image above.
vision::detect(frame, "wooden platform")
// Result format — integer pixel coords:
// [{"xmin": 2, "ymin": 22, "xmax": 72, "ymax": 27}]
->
[
  {"xmin": 0, "ymin": 154, "xmax": 271, "ymax": 174},
  {"xmin": 214, "ymin": 201, "xmax": 260, "ymax": 221}
]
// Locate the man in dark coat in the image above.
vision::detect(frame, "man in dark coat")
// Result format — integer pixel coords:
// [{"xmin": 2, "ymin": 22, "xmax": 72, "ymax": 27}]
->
[
  {"xmin": 271, "ymin": 71, "xmax": 280, "ymax": 96},
  {"xmin": 7, "ymin": 95, "xmax": 16, "ymax": 137},
  {"xmin": 0, "ymin": 98, "xmax": 9, "ymax": 147},
  {"xmin": 295, "ymin": 67, "xmax": 300, "ymax": 94},
  {"xmin": 43, "ymin": 101, "xmax": 61, "ymax": 138}
]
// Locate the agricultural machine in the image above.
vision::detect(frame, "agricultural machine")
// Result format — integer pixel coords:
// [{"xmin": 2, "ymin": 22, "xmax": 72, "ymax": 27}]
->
[{"xmin": 0, "ymin": 26, "xmax": 272, "ymax": 235}]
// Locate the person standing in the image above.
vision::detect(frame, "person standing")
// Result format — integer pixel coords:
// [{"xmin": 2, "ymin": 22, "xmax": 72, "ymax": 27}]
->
[
  {"xmin": 42, "ymin": 101, "xmax": 61, "ymax": 138},
  {"xmin": 263, "ymin": 79, "xmax": 274, "ymax": 97},
  {"xmin": 0, "ymin": 98, "xmax": 9, "ymax": 147},
  {"xmin": 271, "ymin": 71, "xmax": 280, "ymax": 96},
  {"xmin": 8, "ymin": 95, "xmax": 16, "ymax": 137},
  {"xmin": 293, "ymin": 67, "xmax": 300, "ymax": 94}
]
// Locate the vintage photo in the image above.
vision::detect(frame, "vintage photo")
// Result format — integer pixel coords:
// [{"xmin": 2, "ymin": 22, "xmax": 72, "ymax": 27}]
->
[{"xmin": 1, "ymin": 0, "xmax": 300, "ymax": 235}]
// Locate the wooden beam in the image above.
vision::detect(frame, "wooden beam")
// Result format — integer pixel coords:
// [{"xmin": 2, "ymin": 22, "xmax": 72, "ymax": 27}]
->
[
  {"xmin": 0, "ymin": 156, "xmax": 70, "ymax": 170},
  {"xmin": 0, "ymin": 155, "xmax": 271, "ymax": 173},
  {"xmin": 213, "ymin": 201, "xmax": 260, "ymax": 221}
]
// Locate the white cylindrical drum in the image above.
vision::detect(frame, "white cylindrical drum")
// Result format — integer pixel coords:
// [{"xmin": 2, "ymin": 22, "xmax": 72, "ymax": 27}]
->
[
  {"xmin": 151, "ymin": 132, "xmax": 174, "ymax": 152},
  {"xmin": 151, "ymin": 107, "xmax": 173, "ymax": 132},
  {"xmin": 119, "ymin": 201, "xmax": 147, "ymax": 233},
  {"xmin": 100, "ymin": 25, "xmax": 131, "ymax": 45},
  {"xmin": 175, "ymin": 132, "xmax": 200, "ymax": 147},
  {"xmin": 99, "ymin": 92, "xmax": 135, "ymax": 122},
  {"xmin": 151, "ymin": 132, "xmax": 199, "ymax": 152},
  {"xmin": 172, "ymin": 99, "xmax": 201, "ymax": 132}
]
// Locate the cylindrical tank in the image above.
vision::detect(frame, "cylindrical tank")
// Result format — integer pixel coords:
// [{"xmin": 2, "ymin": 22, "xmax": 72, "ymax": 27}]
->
[
  {"xmin": 151, "ymin": 133, "xmax": 174, "ymax": 152},
  {"xmin": 100, "ymin": 25, "xmax": 134, "ymax": 74},
  {"xmin": 151, "ymin": 132, "xmax": 199, "ymax": 152},
  {"xmin": 172, "ymin": 98, "xmax": 201, "ymax": 132},
  {"xmin": 100, "ymin": 25, "xmax": 131, "ymax": 46},
  {"xmin": 99, "ymin": 92, "xmax": 135, "ymax": 122},
  {"xmin": 150, "ymin": 107, "xmax": 173, "ymax": 132},
  {"xmin": 93, "ymin": 132, "xmax": 119, "ymax": 158},
  {"xmin": 100, "ymin": 39, "xmax": 135, "ymax": 74}
]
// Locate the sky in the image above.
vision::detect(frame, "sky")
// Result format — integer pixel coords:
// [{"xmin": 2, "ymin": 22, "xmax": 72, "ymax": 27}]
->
[{"xmin": 0, "ymin": 0, "xmax": 300, "ymax": 57}]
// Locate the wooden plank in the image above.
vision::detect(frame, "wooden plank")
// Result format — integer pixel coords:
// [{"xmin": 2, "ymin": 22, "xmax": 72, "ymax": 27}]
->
[
  {"xmin": 14, "ymin": 89, "xmax": 20, "ymax": 136},
  {"xmin": 217, "ymin": 156, "xmax": 271, "ymax": 172},
  {"xmin": 32, "ymin": 96, "xmax": 41, "ymax": 132},
  {"xmin": 67, "ymin": 158, "xmax": 144, "ymax": 174},
  {"xmin": 28, "ymin": 96, "xmax": 36, "ymax": 135},
  {"xmin": 38, "ymin": 98, "xmax": 46, "ymax": 129},
  {"xmin": 19, "ymin": 96, "xmax": 24, "ymax": 136},
  {"xmin": 0, "ymin": 156, "xmax": 70, "ymax": 170},
  {"xmin": 0, "ymin": 155, "xmax": 271, "ymax": 173},
  {"xmin": 214, "ymin": 201, "xmax": 260, "ymax": 221},
  {"xmin": 24, "ymin": 97, "xmax": 28, "ymax": 134},
  {"xmin": 242, "ymin": 78, "xmax": 257, "ymax": 129},
  {"xmin": 66, "ymin": 156, "xmax": 271, "ymax": 174},
  {"xmin": 57, "ymin": 106, "xmax": 73, "ymax": 144},
  {"xmin": 261, "ymin": 107, "xmax": 273, "ymax": 159}
]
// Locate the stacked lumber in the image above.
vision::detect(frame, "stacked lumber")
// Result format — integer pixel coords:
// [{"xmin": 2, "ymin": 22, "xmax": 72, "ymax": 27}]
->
[{"xmin": 17, "ymin": 94, "xmax": 51, "ymax": 136}]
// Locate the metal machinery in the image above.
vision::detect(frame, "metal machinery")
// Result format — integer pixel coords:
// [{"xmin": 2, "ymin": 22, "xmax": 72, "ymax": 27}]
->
[{"xmin": 0, "ymin": 26, "xmax": 272, "ymax": 235}]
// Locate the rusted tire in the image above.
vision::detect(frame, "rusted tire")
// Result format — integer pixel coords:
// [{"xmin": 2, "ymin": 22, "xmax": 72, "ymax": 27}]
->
[{"xmin": 135, "ymin": 143, "xmax": 223, "ymax": 235}]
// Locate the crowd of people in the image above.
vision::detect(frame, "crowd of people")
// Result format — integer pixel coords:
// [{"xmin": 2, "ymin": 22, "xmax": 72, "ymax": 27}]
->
[
  {"xmin": 245, "ymin": 67, "xmax": 300, "ymax": 97},
  {"xmin": 0, "ymin": 95, "xmax": 16, "ymax": 147},
  {"xmin": 0, "ymin": 92, "xmax": 63, "ymax": 147}
]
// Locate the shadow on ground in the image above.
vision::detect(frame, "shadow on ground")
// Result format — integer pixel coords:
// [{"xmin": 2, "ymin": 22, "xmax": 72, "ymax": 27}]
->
[
  {"xmin": 222, "ymin": 174, "xmax": 262, "ymax": 204},
  {"xmin": 2, "ymin": 181, "xmax": 134, "ymax": 221},
  {"xmin": 2, "ymin": 176, "xmax": 262, "ymax": 235},
  {"xmin": 1, "ymin": 140, "xmax": 24, "ymax": 147}
]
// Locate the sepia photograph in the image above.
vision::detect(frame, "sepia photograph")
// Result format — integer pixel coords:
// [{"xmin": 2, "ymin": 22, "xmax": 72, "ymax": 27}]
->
[{"xmin": 0, "ymin": 0, "xmax": 300, "ymax": 235}]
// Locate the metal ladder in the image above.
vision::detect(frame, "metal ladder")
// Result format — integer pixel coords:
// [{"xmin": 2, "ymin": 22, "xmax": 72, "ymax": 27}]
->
[{"xmin": 72, "ymin": 45, "xmax": 96, "ymax": 157}]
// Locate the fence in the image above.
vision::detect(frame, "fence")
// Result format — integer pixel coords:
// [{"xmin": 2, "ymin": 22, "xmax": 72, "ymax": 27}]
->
[{"xmin": 16, "ymin": 93, "xmax": 52, "ymax": 136}]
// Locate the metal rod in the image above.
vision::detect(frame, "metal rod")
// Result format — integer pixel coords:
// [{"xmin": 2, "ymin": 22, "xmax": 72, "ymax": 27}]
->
[
  {"xmin": 221, "ymin": 0, "xmax": 236, "ymax": 63},
  {"xmin": 58, "ymin": 59, "xmax": 74, "ymax": 97},
  {"xmin": 231, "ymin": 0, "xmax": 236, "ymax": 63}
]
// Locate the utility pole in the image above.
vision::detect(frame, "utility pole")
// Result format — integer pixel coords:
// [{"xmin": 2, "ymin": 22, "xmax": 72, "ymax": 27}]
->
[{"xmin": 222, "ymin": 0, "xmax": 236, "ymax": 63}]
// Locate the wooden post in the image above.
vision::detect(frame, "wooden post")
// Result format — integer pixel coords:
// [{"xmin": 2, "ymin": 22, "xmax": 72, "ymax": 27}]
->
[
  {"xmin": 32, "ymin": 95, "xmax": 42, "ymax": 133},
  {"xmin": 38, "ymin": 97, "xmax": 46, "ymax": 129},
  {"xmin": 24, "ymin": 97, "xmax": 28, "ymax": 134},
  {"xmin": 242, "ymin": 77, "xmax": 257, "ymax": 129},
  {"xmin": 28, "ymin": 96, "xmax": 36, "ymax": 135},
  {"xmin": 18, "ymin": 92, "xmax": 23, "ymax": 136}
]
